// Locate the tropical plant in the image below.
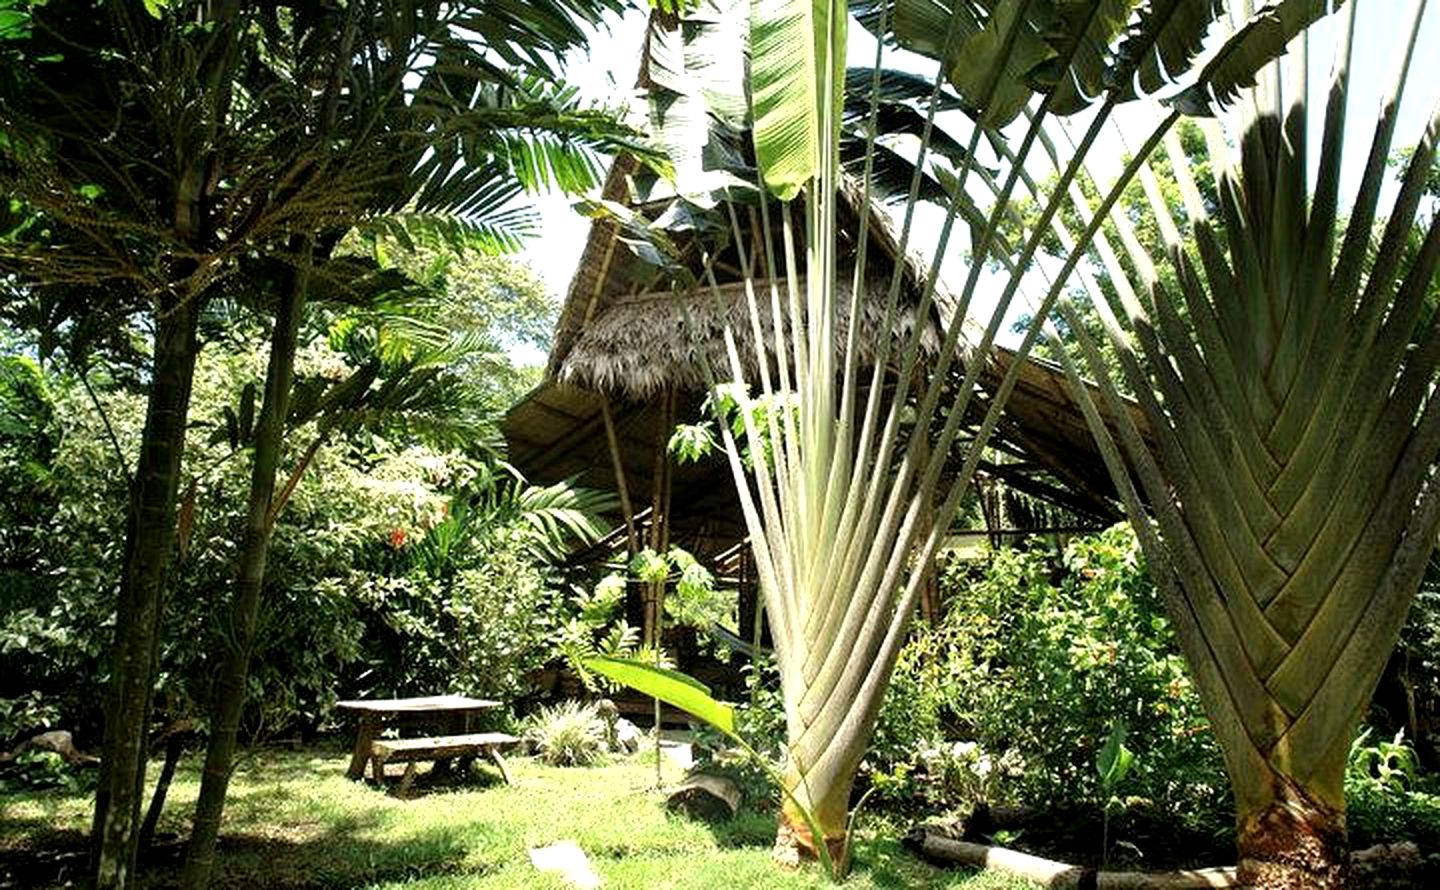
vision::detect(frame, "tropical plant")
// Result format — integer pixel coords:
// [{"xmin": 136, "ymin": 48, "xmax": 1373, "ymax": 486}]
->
[
  {"xmin": 1096, "ymin": 721, "xmax": 1136, "ymax": 868},
  {"xmin": 1006, "ymin": 1, "xmax": 1440, "ymax": 884},
  {"xmin": 934, "ymin": 528, "xmax": 1228, "ymax": 823},
  {"xmin": 527, "ymin": 700, "xmax": 609, "ymax": 767},
  {"xmin": 1, "ymin": 1, "xmax": 646, "ymax": 883},
  {"xmin": 583, "ymin": 655, "xmax": 844, "ymax": 877},
  {"xmin": 1345, "ymin": 728, "xmax": 1440, "ymax": 850},
  {"xmin": 621, "ymin": 0, "xmax": 1336, "ymax": 873}
]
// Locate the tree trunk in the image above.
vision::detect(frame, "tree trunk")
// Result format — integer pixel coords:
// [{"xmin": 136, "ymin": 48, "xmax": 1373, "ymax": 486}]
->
[
  {"xmin": 773, "ymin": 765, "xmax": 851, "ymax": 869},
  {"xmin": 180, "ymin": 263, "xmax": 307, "ymax": 890},
  {"xmin": 137, "ymin": 728, "xmax": 188, "ymax": 851},
  {"xmin": 1235, "ymin": 773, "xmax": 1348, "ymax": 889},
  {"xmin": 92, "ymin": 295, "xmax": 201, "ymax": 890}
]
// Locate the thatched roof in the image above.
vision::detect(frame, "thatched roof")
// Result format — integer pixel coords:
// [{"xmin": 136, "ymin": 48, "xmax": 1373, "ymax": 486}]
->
[
  {"xmin": 547, "ymin": 168, "xmax": 960, "ymax": 399},
  {"xmin": 558, "ymin": 277, "xmax": 947, "ymax": 396},
  {"xmin": 505, "ymin": 159, "xmax": 1152, "ymax": 552}
]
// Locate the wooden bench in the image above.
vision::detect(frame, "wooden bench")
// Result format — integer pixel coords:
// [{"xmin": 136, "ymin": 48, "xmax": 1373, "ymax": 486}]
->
[{"xmin": 370, "ymin": 732, "xmax": 520, "ymax": 796}]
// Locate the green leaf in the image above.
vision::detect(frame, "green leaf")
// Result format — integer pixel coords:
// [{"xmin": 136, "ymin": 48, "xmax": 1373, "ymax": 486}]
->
[
  {"xmin": 630, "ymin": 547, "xmax": 671, "ymax": 583},
  {"xmin": 946, "ymin": 0, "xmax": 1055, "ymax": 128},
  {"xmin": 1168, "ymin": 0, "xmax": 1347, "ymax": 116},
  {"xmin": 644, "ymin": 0, "xmax": 752, "ymax": 202},
  {"xmin": 668, "ymin": 421, "xmax": 719, "ymax": 463},
  {"xmin": 1096, "ymin": 721, "xmax": 1135, "ymax": 790},
  {"xmin": 141, "ymin": 0, "xmax": 168, "ymax": 20},
  {"xmin": 749, "ymin": 0, "xmax": 846, "ymax": 200},
  {"xmin": 1035, "ymin": 0, "xmax": 1136, "ymax": 115},
  {"xmin": 583, "ymin": 656, "xmax": 738, "ymax": 736},
  {"xmin": 0, "ymin": 10, "xmax": 29, "ymax": 40}
]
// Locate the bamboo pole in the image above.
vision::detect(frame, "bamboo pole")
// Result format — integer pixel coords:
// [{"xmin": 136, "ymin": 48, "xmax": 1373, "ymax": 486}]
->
[
  {"xmin": 600, "ymin": 395, "xmax": 640, "ymax": 556},
  {"xmin": 646, "ymin": 387, "xmax": 678, "ymax": 786}
]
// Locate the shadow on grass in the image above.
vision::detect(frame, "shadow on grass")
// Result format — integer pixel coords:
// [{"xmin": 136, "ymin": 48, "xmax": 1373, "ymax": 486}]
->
[
  {"xmin": 0, "ymin": 806, "xmax": 481, "ymax": 890},
  {"xmin": 0, "ymin": 828, "xmax": 91, "ymax": 889},
  {"xmin": 198, "ymin": 810, "xmax": 478, "ymax": 890},
  {"xmin": 694, "ymin": 808, "xmax": 965, "ymax": 888},
  {"xmin": 707, "ymin": 808, "xmax": 781, "ymax": 849}
]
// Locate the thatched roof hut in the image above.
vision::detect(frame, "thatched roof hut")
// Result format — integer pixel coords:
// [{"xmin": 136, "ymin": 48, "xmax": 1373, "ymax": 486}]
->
[{"xmin": 504, "ymin": 158, "xmax": 1146, "ymax": 566}]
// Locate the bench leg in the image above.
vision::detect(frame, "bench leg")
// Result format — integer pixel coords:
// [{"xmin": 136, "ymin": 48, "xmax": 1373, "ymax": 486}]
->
[
  {"xmin": 396, "ymin": 762, "xmax": 418, "ymax": 798},
  {"xmin": 348, "ymin": 715, "xmax": 379, "ymax": 780},
  {"xmin": 485, "ymin": 746, "xmax": 512, "ymax": 785},
  {"xmin": 371, "ymin": 753, "xmax": 387, "ymax": 786}
]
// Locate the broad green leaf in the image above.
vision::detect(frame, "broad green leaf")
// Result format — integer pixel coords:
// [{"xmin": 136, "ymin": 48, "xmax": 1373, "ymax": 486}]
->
[
  {"xmin": 1108, "ymin": 0, "xmax": 1225, "ymax": 102},
  {"xmin": 946, "ymin": 0, "xmax": 1055, "ymax": 127},
  {"xmin": 1096, "ymin": 721, "xmax": 1135, "ymax": 789},
  {"xmin": 644, "ymin": 8, "xmax": 754, "ymax": 203},
  {"xmin": 0, "ymin": 10, "xmax": 29, "ymax": 40},
  {"xmin": 749, "ymin": 0, "xmax": 847, "ymax": 200},
  {"xmin": 1168, "ymin": 0, "xmax": 1348, "ymax": 116},
  {"xmin": 584, "ymin": 656, "xmax": 738, "ymax": 736},
  {"xmin": 1035, "ymin": 0, "xmax": 1136, "ymax": 115},
  {"xmin": 887, "ymin": 0, "xmax": 982, "ymax": 61}
]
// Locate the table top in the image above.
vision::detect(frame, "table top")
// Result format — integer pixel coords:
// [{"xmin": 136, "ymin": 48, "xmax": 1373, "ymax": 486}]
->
[{"xmin": 335, "ymin": 694, "xmax": 500, "ymax": 715}]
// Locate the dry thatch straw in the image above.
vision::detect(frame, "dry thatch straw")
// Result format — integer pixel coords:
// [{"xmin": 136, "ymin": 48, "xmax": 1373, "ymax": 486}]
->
[
  {"xmin": 547, "ymin": 165, "xmax": 967, "ymax": 400},
  {"xmin": 558, "ymin": 276, "xmax": 950, "ymax": 397}
]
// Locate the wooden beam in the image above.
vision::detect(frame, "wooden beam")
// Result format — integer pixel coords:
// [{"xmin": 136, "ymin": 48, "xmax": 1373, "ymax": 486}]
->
[{"xmin": 601, "ymin": 394, "xmax": 640, "ymax": 555}]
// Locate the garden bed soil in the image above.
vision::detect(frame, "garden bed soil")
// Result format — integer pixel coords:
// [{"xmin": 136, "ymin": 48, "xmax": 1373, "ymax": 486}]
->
[
  {"xmin": 951, "ymin": 803, "xmax": 1234, "ymax": 873},
  {"xmin": 908, "ymin": 805, "xmax": 1434, "ymax": 888}
]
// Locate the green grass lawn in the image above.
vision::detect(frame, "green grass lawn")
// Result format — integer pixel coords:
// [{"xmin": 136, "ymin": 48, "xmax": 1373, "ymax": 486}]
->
[{"xmin": 1, "ymin": 746, "xmax": 1037, "ymax": 889}]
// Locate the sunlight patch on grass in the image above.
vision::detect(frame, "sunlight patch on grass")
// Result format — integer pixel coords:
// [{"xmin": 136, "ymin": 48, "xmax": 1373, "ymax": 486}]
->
[{"xmin": 2, "ymin": 749, "xmax": 1037, "ymax": 889}]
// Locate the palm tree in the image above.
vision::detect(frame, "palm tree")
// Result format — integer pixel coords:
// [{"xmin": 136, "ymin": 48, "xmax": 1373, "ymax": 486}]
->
[
  {"xmin": 593, "ymin": 0, "xmax": 1341, "ymax": 873},
  {"xmin": 0, "ymin": 2, "xmax": 641, "ymax": 886},
  {"xmin": 1014, "ymin": 2, "xmax": 1440, "ymax": 884}
]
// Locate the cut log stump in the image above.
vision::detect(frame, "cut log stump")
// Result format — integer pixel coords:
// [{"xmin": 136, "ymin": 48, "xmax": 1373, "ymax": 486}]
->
[{"xmin": 666, "ymin": 773, "xmax": 741, "ymax": 823}]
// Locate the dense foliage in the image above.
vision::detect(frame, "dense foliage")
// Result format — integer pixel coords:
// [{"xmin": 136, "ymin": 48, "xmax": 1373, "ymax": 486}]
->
[
  {"xmin": 828, "ymin": 526, "xmax": 1229, "ymax": 835},
  {"xmin": 931, "ymin": 527, "xmax": 1229, "ymax": 824},
  {"xmin": 0, "ymin": 247, "xmax": 594, "ymax": 752}
]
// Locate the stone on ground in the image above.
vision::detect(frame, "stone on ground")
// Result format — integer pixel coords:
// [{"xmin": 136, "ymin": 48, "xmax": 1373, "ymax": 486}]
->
[{"xmin": 529, "ymin": 840, "xmax": 602, "ymax": 889}]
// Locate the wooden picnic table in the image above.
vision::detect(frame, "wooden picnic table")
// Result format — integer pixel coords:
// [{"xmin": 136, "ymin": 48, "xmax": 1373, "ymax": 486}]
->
[{"xmin": 336, "ymin": 694, "xmax": 500, "ymax": 780}]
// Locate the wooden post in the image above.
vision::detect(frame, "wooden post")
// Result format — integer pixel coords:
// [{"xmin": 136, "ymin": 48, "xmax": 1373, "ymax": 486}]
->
[
  {"xmin": 647, "ymin": 388, "xmax": 677, "ymax": 787},
  {"xmin": 600, "ymin": 395, "xmax": 640, "ymax": 556},
  {"xmin": 643, "ymin": 387, "xmax": 677, "ymax": 650},
  {"xmin": 347, "ymin": 714, "xmax": 380, "ymax": 780}
]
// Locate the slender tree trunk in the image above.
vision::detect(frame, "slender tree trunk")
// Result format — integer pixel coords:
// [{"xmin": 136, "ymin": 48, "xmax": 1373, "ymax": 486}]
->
[
  {"xmin": 92, "ymin": 296, "xmax": 201, "ymax": 890},
  {"xmin": 137, "ymin": 728, "xmax": 188, "ymax": 851},
  {"xmin": 181, "ymin": 262, "xmax": 307, "ymax": 890}
]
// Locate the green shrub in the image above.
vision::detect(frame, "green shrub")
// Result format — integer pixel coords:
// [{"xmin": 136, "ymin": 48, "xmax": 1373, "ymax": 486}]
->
[
  {"xmin": 1346, "ymin": 727, "xmax": 1440, "ymax": 848},
  {"xmin": 926, "ymin": 525, "xmax": 1231, "ymax": 832},
  {"xmin": 0, "ymin": 748, "xmax": 96, "ymax": 793},
  {"xmin": 688, "ymin": 659, "xmax": 788, "ymax": 809},
  {"xmin": 0, "ymin": 333, "xmax": 580, "ymax": 744},
  {"xmin": 526, "ymin": 700, "xmax": 607, "ymax": 767}
]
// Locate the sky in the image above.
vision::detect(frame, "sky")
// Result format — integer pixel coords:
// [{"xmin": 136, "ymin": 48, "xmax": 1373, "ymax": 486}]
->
[{"xmin": 511, "ymin": 2, "xmax": 1440, "ymax": 361}]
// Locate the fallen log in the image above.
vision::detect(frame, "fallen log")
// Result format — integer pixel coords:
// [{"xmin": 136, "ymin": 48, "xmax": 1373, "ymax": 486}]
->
[
  {"xmin": 667, "ymin": 773, "xmax": 742, "ymax": 823},
  {"xmin": 907, "ymin": 827, "xmax": 1423, "ymax": 889},
  {"xmin": 0, "ymin": 730, "xmax": 99, "ymax": 767},
  {"xmin": 907, "ymin": 828, "xmax": 1237, "ymax": 888}
]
